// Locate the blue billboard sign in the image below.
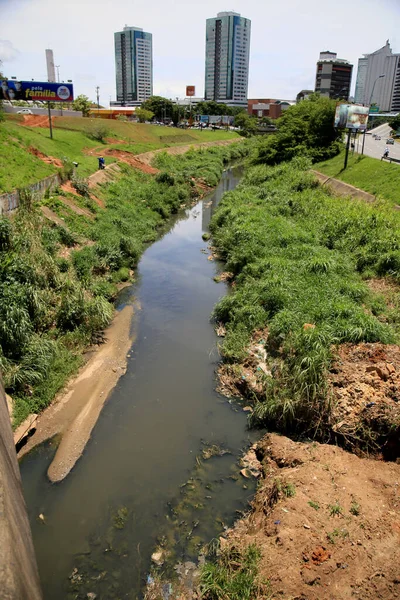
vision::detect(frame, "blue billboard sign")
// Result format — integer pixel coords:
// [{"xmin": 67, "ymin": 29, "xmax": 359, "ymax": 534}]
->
[{"xmin": 0, "ymin": 80, "xmax": 74, "ymax": 102}]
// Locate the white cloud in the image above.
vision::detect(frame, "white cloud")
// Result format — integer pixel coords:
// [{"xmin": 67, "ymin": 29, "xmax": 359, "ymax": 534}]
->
[{"xmin": 0, "ymin": 40, "xmax": 20, "ymax": 63}]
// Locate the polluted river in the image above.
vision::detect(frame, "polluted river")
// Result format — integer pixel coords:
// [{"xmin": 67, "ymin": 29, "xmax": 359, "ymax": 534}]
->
[{"xmin": 20, "ymin": 166, "xmax": 260, "ymax": 599}]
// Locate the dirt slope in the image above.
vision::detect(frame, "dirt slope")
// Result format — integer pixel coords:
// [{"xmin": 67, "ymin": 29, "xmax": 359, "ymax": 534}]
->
[{"xmin": 225, "ymin": 433, "xmax": 400, "ymax": 600}]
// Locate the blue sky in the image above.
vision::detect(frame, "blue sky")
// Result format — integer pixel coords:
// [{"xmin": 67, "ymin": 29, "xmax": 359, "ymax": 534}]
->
[{"xmin": 1, "ymin": 0, "xmax": 399, "ymax": 105}]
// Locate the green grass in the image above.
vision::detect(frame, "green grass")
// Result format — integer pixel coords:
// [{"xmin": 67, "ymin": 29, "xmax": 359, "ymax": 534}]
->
[
  {"xmin": 200, "ymin": 544, "xmax": 268, "ymax": 600},
  {"xmin": 1, "ymin": 143, "xmax": 248, "ymax": 427},
  {"xmin": 0, "ymin": 120, "xmax": 112, "ymax": 191},
  {"xmin": 0, "ymin": 117, "xmax": 238, "ymax": 194},
  {"xmin": 210, "ymin": 156, "xmax": 400, "ymax": 437},
  {"xmin": 315, "ymin": 150, "xmax": 400, "ymax": 206},
  {"xmin": 54, "ymin": 117, "xmax": 238, "ymax": 144}
]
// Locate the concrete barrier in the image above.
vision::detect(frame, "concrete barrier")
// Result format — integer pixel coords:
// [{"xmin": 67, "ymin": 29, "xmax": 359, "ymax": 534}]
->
[
  {"xmin": 0, "ymin": 380, "xmax": 42, "ymax": 599},
  {"xmin": 3, "ymin": 106, "xmax": 82, "ymax": 118},
  {"xmin": 0, "ymin": 173, "xmax": 61, "ymax": 216},
  {"xmin": 311, "ymin": 170, "xmax": 376, "ymax": 204}
]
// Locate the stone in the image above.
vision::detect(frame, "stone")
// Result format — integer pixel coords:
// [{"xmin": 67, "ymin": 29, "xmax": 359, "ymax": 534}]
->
[
  {"xmin": 151, "ymin": 550, "xmax": 165, "ymax": 566},
  {"xmin": 302, "ymin": 568, "xmax": 321, "ymax": 586},
  {"xmin": 87, "ymin": 594, "xmax": 97, "ymax": 600}
]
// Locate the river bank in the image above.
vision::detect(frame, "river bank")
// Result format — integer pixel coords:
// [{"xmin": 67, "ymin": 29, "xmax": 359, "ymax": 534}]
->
[
  {"xmin": 18, "ymin": 301, "xmax": 135, "ymax": 482},
  {"xmin": 20, "ymin": 165, "xmax": 257, "ymax": 600},
  {"xmin": 209, "ymin": 157, "xmax": 400, "ymax": 456},
  {"xmin": 2, "ymin": 139, "xmax": 248, "ymax": 437},
  {"xmin": 144, "ymin": 156, "xmax": 400, "ymax": 600}
]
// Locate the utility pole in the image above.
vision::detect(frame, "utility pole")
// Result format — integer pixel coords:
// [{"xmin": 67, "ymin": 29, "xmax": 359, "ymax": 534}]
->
[
  {"xmin": 344, "ymin": 128, "xmax": 351, "ymax": 169},
  {"xmin": 361, "ymin": 73, "xmax": 385, "ymax": 155},
  {"xmin": 55, "ymin": 65, "xmax": 60, "ymax": 83},
  {"xmin": 47, "ymin": 102, "xmax": 53, "ymax": 139},
  {"xmin": 96, "ymin": 86, "xmax": 100, "ymax": 116}
]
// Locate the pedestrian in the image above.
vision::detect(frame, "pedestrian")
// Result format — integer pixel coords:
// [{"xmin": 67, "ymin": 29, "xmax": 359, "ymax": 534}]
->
[
  {"xmin": 98, "ymin": 156, "xmax": 105, "ymax": 170},
  {"xmin": 382, "ymin": 147, "xmax": 389, "ymax": 160}
]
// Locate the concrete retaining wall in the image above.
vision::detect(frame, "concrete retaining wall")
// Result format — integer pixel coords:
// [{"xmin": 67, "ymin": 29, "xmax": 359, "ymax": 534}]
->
[
  {"xmin": 0, "ymin": 380, "xmax": 42, "ymax": 599},
  {"xmin": 311, "ymin": 170, "xmax": 376, "ymax": 203},
  {"xmin": 0, "ymin": 173, "xmax": 61, "ymax": 216}
]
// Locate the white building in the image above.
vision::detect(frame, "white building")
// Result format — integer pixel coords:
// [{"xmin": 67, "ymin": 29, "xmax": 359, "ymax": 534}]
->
[
  {"xmin": 354, "ymin": 41, "xmax": 400, "ymax": 112},
  {"xmin": 204, "ymin": 11, "xmax": 251, "ymax": 108},
  {"xmin": 114, "ymin": 26, "xmax": 153, "ymax": 106}
]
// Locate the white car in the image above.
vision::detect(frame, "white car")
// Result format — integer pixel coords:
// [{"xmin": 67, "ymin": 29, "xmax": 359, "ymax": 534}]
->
[{"xmin": 17, "ymin": 108, "xmax": 33, "ymax": 115}]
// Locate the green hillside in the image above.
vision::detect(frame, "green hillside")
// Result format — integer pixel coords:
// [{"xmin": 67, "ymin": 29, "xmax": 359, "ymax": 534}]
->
[
  {"xmin": 0, "ymin": 117, "xmax": 239, "ymax": 194},
  {"xmin": 315, "ymin": 151, "xmax": 400, "ymax": 206}
]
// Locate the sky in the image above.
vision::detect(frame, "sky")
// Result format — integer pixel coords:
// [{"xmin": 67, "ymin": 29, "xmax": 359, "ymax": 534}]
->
[{"xmin": 1, "ymin": 0, "xmax": 400, "ymax": 106}]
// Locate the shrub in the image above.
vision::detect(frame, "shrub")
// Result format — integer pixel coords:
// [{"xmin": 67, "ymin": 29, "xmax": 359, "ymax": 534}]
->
[
  {"xmin": 71, "ymin": 175, "xmax": 90, "ymax": 197},
  {"xmin": 85, "ymin": 124, "xmax": 109, "ymax": 143},
  {"xmin": 0, "ymin": 218, "xmax": 12, "ymax": 250}
]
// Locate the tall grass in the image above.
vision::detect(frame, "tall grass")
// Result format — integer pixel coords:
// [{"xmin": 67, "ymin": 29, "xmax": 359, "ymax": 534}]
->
[
  {"xmin": 1, "ymin": 143, "xmax": 245, "ymax": 427},
  {"xmin": 210, "ymin": 157, "xmax": 400, "ymax": 433}
]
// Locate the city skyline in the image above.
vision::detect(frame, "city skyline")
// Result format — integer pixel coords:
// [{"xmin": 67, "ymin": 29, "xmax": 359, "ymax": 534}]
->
[{"xmin": 1, "ymin": 0, "xmax": 399, "ymax": 106}]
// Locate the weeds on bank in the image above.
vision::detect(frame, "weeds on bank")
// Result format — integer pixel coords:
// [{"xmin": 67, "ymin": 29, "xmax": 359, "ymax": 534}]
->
[
  {"xmin": 328, "ymin": 502, "xmax": 344, "ymax": 517},
  {"xmin": 1, "ymin": 144, "xmax": 248, "ymax": 427},
  {"xmin": 210, "ymin": 156, "xmax": 400, "ymax": 435},
  {"xmin": 200, "ymin": 543, "xmax": 269, "ymax": 600}
]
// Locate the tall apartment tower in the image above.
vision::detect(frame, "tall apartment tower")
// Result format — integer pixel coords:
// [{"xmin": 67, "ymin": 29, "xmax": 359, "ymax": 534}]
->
[
  {"xmin": 354, "ymin": 41, "xmax": 400, "ymax": 112},
  {"xmin": 114, "ymin": 26, "xmax": 153, "ymax": 106},
  {"xmin": 204, "ymin": 11, "xmax": 251, "ymax": 107},
  {"xmin": 45, "ymin": 49, "xmax": 56, "ymax": 83},
  {"xmin": 315, "ymin": 51, "xmax": 353, "ymax": 100}
]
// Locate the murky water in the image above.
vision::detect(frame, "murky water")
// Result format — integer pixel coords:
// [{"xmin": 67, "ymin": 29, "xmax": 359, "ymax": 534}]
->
[{"xmin": 21, "ymin": 167, "xmax": 259, "ymax": 599}]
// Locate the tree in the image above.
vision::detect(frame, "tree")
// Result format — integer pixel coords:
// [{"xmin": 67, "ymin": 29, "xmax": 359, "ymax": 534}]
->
[
  {"xmin": 234, "ymin": 112, "xmax": 258, "ymax": 136},
  {"xmin": 135, "ymin": 108, "xmax": 154, "ymax": 123},
  {"xmin": 255, "ymin": 94, "xmax": 341, "ymax": 165},
  {"xmin": 389, "ymin": 115, "xmax": 400, "ymax": 131},
  {"xmin": 141, "ymin": 96, "xmax": 173, "ymax": 121},
  {"xmin": 72, "ymin": 94, "xmax": 92, "ymax": 117}
]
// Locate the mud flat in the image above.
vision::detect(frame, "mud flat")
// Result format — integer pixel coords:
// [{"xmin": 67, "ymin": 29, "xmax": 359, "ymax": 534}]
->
[{"xmin": 18, "ymin": 303, "xmax": 135, "ymax": 482}]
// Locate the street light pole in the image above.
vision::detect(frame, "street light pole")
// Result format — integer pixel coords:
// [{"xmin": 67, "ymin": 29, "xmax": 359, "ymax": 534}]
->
[{"xmin": 361, "ymin": 74, "xmax": 385, "ymax": 155}]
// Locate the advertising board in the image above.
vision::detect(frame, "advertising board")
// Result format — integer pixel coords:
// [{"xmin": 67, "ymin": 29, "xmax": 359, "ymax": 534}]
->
[
  {"xmin": 334, "ymin": 103, "xmax": 369, "ymax": 131},
  {"xmin": 186, "ymin": 86, "xmax": 195, "ymax": 97},
  {"xmin": 0, "ymin": 80, "xmax": 74, "ymax": 102}
]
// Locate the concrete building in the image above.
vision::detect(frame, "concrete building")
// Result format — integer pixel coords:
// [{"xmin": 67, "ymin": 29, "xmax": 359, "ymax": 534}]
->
[
  {"xmin": 296, "ymin": 89, "xmax": 313, "ymax": 103},
  {"xmin": 45, "ymin": 49, "xmax": 56, "ymax": 83},
  {"xmin": 204, "ymin": 11, "xmax": 251, "ymax": 108},
  {"xmin": 315, "ymin": 51, "xmax": 353, "ymax": 100},
  {"xmin": 354, "ymin": 41, "xmax": 400, "ymax": 112},
  {"xmin": 114, "ymin": 25, "xmax": 153, "ymax": 107},
  {"xmin": 247, "ymin": 98, "xmax": 294, "ymax": 119}
]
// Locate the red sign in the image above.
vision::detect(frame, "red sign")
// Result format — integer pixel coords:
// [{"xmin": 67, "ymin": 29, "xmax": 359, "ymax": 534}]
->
[{"xmin": 186, "ymin": 86, "xmax": 195, "ymax": 97}]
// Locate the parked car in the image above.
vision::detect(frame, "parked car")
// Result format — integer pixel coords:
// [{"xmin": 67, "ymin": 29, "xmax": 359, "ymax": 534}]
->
[
  {"xmin": 387, "ymin": 138, "xmax": 395, "ymax": 144},
  {"xmin": 17, "ymin": 108, "xmax": 33, "ymax": 115}
]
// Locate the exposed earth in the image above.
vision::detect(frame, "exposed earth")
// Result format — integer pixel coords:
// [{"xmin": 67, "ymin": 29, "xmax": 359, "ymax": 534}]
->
[{"xmin": 223, "ymin": 433, "xmax": 400, "ymax": 600}]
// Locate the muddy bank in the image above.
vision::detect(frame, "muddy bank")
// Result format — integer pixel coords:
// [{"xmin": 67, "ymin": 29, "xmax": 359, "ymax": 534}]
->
[
  {"xmin": 214, "ymin": 433, "xmax": 400, "ymax": 600},
  {"xmin": 17, "ymin": 303, "xmax": 135, "ymax": 482},
  {"xmin": 217, "ymin": 329, "xmax": 400, "ymax": 459}
]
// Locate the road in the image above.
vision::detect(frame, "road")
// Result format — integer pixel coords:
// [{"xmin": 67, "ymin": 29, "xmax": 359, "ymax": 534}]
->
[{"xmin": 349, "ymin": 123, "xmax": 400, "ymax": 162}]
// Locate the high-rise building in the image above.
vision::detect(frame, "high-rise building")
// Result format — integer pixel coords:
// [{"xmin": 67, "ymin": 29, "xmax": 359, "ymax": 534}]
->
[
  {"xmin": 354, "ymin": 41, "xmax": 400, "ymax": 112},
  {"xmin": 45, "ymin": 49, "xmax": 56, "ymax": 83},
  {"xmin": 314, "ymin": 51, "xmax": 353, "ymax": 100},
  {"xmin": 204, "ymin": 11, "xmax": 251, "ymax": 107},
  {"xmin": 114, "ymin": 25, "xmax": 153, "ymax": 106}
]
